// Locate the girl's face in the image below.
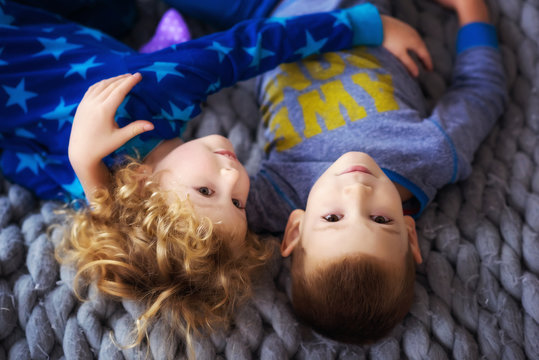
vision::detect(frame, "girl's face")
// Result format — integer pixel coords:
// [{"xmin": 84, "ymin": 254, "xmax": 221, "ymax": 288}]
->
[{"xmin": 147, "ymin": 135, "xmax": 250, "ymax": 255}]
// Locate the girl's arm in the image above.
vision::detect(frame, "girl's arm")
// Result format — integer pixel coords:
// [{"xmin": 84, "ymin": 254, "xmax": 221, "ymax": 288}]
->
[
  {"xmin": 122, "ymin": 3, "xmax": 387, "ymax": 132},
  {"xmin": 68, "ymin": 73, "xmax": 154, "ymax": 201}
]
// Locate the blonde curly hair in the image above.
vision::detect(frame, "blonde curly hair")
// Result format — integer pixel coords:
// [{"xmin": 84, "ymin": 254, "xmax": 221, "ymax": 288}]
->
[{"xmin": 57, "ymin": 158, "xmax": 273, "ymax": 356}]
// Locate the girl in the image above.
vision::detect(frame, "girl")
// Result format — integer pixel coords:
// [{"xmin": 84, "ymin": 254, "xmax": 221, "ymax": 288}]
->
[{"xmin": 0, "ymin": 0, "xmax": 390, "ymax": 355}]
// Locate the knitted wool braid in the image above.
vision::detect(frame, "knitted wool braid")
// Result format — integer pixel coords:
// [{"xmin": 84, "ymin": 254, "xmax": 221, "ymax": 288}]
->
[{"xmin": 1, "ymin": 0, "xmax": 538, "ymax": 358}]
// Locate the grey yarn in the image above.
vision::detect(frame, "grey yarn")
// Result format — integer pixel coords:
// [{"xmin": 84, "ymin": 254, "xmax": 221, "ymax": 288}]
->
[{"xmin": 1, "ymin": 0, "xmax": 539, "ymax": 358}]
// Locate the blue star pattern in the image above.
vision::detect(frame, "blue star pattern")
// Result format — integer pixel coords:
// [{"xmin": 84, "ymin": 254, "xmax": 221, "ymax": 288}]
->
[
  {"xmin": 2, "ymin": 78, "xmax": 37, "ymax": 113},
  {"xmin": 76, "ymin": 27, "xmax": 104, "ymax": 41},
  {"xmin": 0, "ymin": 47, "xmax": 6, "ymax": 66},
  {"xmin": 14, "ymin": 128, "xmax": 36, "ymax": 139},
  {"xmin": 34, "ymin": 36, "xmax": 82, "ymax": 60},
  {"xmin": 0, "ymin": 0, "xmax": 377, "ymax": 201},
  {"xmin": 16, "ymin": 153, "xmax": 44, "ymax": 175},
  {"xmin": 266, "ymin": 17, "xmax": 288, "ymax": 27},
  {"xmin": 294, "ymin": 31, "xmax": 328, "ymax": 58},
  {"xmin": 141, "ymin": 61, "xmax": 184, "ymax": 82},
  {"xmin": 243, "ymin": 34, "xmax": 275, "ymax": 68},
  {"xmin": 161, "ymin": 102, "xmax": 194, "ymax": 122},
  {"xmin": 206, "ymin": 41, "xmax": 233, "ymax": 62},
  {"xmin": 65, "ymin": 56, "xmax": 104, "ymax": 79},
  {"xmin": 206, "ymin": 78, "xmax": 222, "ymax": 94},
  {"xmin": 42, "ymin": 97, "xmax": 77, "ymax": 130},
  {"xmin": 332, "ymin": 11, "xmax": 352, "ymax": 29},
  {"xmin": 0, "ymin": 7, "xmax": 14, "ymax": 27}
]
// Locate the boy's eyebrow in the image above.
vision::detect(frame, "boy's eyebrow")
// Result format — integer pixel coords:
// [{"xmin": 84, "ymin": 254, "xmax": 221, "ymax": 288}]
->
[{"xmin": 313, "ymin": 220, "xmax": 402, "ymax": 236}]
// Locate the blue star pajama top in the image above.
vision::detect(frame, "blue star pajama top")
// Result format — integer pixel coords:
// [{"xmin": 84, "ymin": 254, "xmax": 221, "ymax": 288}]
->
[{"xmin": 0, "ymin": 0, "xmax": 383, "ymax": 201}]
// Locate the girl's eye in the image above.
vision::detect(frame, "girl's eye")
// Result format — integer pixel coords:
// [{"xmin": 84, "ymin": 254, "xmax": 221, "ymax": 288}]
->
[
  {"xmin": 198, "ymin": 187, "xmax": 214, "ymax": 196},
  {"xmin": 232, "ymin": 199, "xmax": 244, "ymax": 209},
  {"xmin": 323, "ymin": 214, "xmax": 343, "ymax": 222},
  {"xmin": 371, "ymin": 215, "xmax": 392, "ymax": 224}
]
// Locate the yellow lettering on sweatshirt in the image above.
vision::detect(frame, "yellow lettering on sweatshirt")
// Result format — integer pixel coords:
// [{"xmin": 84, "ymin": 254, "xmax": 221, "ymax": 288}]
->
[
  {"xmin": 264, "ymin": 62, "xmax": 311, "ymax": 107},
  {"xmin": 304, "ymin": 53, "xmax": 345, "ymax": 80},
  {"xmin": 299, "ymin": 80, "xmax": 367, "ymax": 138},
  {"xmin": 351, "ymin": 73, "xmax": 399, "ymax": 112},
  {"xmin": 345, "ymin": 47, "xmax": 381, "ymax": 69},
  {"xmin": 266, "ymin": 106, "xmax": 302, "ymax": 152}
]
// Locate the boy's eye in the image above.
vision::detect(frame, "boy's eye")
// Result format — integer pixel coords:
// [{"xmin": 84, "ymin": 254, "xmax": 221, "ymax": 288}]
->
[
  {"xmin": 232, "ymin": 199, "xmax": 244, "ymax": 209},
  {"xmin": 323, "ymin": 214, "xmax": 342, "ymax": 222},
  {"xmin": 371, "ymin": 215, "xmax": 392, "ymax": 224},
  {"xmin": 198, "ymin": 187, "xmax": 214, "ymax": 196}
]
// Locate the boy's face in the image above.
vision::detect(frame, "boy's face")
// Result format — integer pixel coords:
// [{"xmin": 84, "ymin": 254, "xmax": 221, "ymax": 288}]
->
[
  {"xmin": 282, "ymin": 152, "xmax": 421, "ymax": 272},
  {"xmin": 149, "ymin": 135, "xmax": 250, "ymax": 254}
]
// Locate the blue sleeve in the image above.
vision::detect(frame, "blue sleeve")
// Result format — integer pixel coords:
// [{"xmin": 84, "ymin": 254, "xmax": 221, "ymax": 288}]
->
[
  {"xmin": 456, "ymin": 22, "xmax": 498, "ymax": 54},
  {"xmin": 347, "ymin": 2, "xmax": 383, "ymax": 46},
  {"xmin": 426, "ymin": 23, "xmax": 507, "ymax": 184},
  {"xmin": 123, "ymin": 3, "xmax": 384, "ymax": 140}
]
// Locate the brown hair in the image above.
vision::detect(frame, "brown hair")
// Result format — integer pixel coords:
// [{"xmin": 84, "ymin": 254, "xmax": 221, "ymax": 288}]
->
[
  {"xmin": 290, "ymin": 244, "xmax": 416, "ymax": 344},
  {"xmin": 56, "ymin": 159, "xmax": 273, "ymax": 357}
]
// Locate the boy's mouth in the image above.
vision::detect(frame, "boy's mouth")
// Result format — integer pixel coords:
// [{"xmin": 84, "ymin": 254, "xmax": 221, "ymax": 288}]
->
[
  {"xmin": 339, "ymin": 166, "xmax": 372, "ymax": 176},
  {"xmin": 215, "ymin": 150, "xmax": 238, "ymax": 161}
]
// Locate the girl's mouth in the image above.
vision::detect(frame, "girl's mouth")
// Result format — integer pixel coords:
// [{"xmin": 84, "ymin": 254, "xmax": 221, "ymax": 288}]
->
[{"xmin": 215, "ymin": 150, "xmax": 238, "ymax": 161}]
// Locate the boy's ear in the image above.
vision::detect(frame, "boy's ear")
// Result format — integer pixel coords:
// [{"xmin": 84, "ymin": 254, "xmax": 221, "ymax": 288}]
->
[
  {"xmin": 404, "ymin": 215, "xmax": 422, "ymax": 264},
  {"xmin": 281, "ymin": 209, "xmax": 304, "ymax": 257}
]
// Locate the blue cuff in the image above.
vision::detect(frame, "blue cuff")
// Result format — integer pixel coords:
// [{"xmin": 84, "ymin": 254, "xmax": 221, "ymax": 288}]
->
[
  {"xmin": 345, "ymin": 3, "xmax": 383, "ymax": 46},
  {"xmin": 456, "ymin": 22, "xmax": 498, "ymax": 54},
  {"xmin": 382, "ymin": 168, "xmax": 430, "ymax": 218}
]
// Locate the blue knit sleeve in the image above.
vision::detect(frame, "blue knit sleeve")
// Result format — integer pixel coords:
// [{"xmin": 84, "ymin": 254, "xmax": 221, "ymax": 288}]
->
[
  {"xmin": 456, "ymin": 22, "xmax": 498, "ymax": 54},
  {"xmin": 425, "ymin": 24, "xmax": 506, "ymax": 191}
]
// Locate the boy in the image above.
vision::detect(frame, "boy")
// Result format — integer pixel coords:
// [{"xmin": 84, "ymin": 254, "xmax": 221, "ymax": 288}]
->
[
  {"xmin": 247, "ymin": 0, "xmax": 507, "ymax": 344},
  {"xmin": 1, "ymin": 0, "xmax": 425, "ymax": 353}
]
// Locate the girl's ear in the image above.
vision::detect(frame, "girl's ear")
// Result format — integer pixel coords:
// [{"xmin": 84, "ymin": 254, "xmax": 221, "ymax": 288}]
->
[
  {"xmin": 136, "ymin": 164, "xmax": 152, "ymax": 178},
  {"xmin": 281, "ymin": 209, "xmax": 304, "ymax": 257},
  {"xmin": 138, "ymin": 164, "xmax": 152, "ymax": 174},
  {"xmin": 404, "ymin": 215, "xmax": 422, "ymax": 264}
]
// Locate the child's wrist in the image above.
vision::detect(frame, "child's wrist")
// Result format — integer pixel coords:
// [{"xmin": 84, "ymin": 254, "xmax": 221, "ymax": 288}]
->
[{"xmin": 455, "ymin": 0, "xmax": 490, "ymax": 25}]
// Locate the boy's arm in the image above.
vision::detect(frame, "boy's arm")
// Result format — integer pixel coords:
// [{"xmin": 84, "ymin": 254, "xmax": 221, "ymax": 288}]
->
[
  {"xmin": 427, "ymin": 0, "xmax": 506, "ymax": 180},
  {"xmin": 68, "ymin": 73, "xmax": 154, "ymax": 202}
]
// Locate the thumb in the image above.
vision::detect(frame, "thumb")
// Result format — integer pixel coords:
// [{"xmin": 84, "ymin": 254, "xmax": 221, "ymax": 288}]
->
[{"xmin": 116, "ymin": 120, "xmax": 155, "ymax": 145}]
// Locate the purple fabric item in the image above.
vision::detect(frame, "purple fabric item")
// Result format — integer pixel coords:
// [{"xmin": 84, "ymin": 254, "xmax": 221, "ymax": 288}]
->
[{"xmin": 139, "ymin": 8, "xmax": 191, "ymax": 53}]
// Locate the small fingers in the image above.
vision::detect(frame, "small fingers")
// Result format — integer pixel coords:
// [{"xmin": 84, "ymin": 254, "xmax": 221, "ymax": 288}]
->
[
  {"xmin": 101, "ymin": 73, "xmax": 142, "ymax": 102},
  {"xmin": 87, "ymin": 73, "xmax": 131, "ymax": 97},
  {"xmin": 415, "ymin": 44, "xmax": 433, "ymax": 71},
  {"xmin": 116, "ymin": 120, "xmax": 155, "ymax": 146},
  {"xmin": 399, "ymin": 52, "xmax": 420, "ymax": 77}
]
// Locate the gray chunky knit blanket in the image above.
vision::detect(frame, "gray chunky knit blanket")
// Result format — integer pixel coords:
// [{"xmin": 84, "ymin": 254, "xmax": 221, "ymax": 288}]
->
[{"xmin": 1, "ymin": 0, "xmax": 539, "ymax": 358}]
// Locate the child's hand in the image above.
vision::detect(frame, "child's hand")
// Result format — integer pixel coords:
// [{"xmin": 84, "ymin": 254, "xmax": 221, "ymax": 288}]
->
[
  {"xmin": 68, "ymin": 73, "xmax": 154, "ymax": 199},
  {"xmin": 432, "ymin": 0, "xmax": 489, "ymax": 24},
  {"xmin": 69, "ymin": 73, "xmax": 154, "ymax": 168},
  {"xmin": 380, "ymin": 15, "xmax": 433, "ymax": 77}
]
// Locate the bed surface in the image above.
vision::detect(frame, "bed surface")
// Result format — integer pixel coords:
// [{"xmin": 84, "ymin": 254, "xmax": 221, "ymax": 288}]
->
[{"xmin": 1, "ymin": 0, "xmax": 539, "ymax": 358}]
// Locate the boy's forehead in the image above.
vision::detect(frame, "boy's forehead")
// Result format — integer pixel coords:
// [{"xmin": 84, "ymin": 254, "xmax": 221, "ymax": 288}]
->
[{"xmin": 300, "ymin": 222, "xmax": 408, "ymax": 271}]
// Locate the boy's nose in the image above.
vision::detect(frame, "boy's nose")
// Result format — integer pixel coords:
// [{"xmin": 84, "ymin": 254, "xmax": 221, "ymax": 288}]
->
[{"xmin": 343, "ymin": 182, "xmax": 372, "ymax": 197}]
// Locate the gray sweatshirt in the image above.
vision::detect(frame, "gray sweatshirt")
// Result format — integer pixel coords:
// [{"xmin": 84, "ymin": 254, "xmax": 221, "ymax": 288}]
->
[{"xmin": 247, "ymin": 15, "xmax": 507, "ymax": 233}]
